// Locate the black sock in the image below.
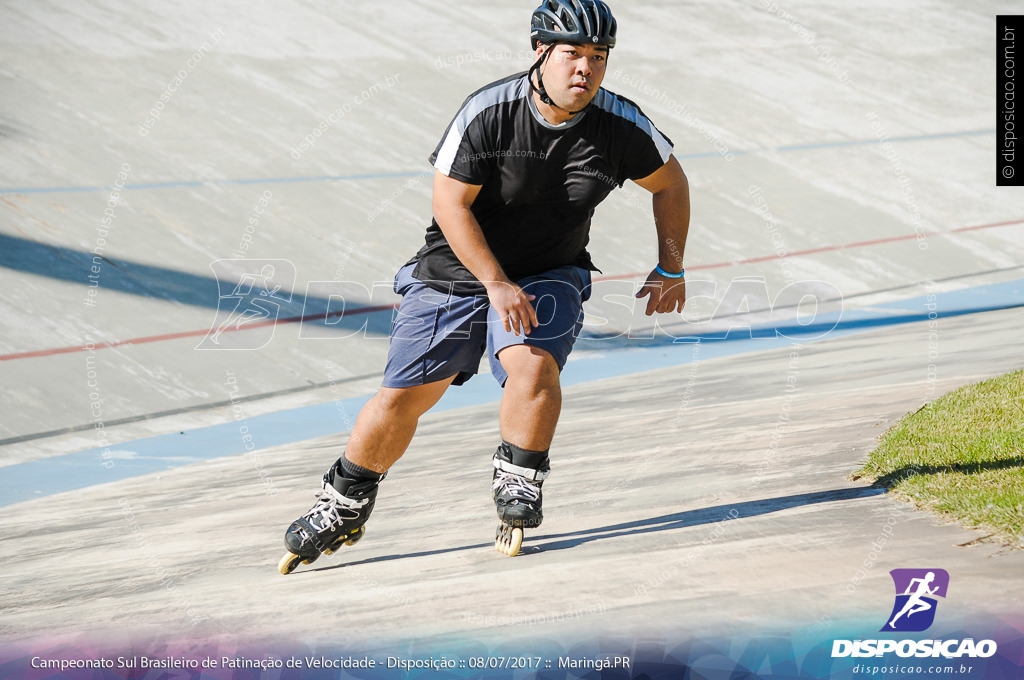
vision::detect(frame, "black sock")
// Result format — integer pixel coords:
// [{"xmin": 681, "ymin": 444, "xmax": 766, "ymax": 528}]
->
[{"xmin": 336, "ymin": 456, "xmax": 386, "ymax": 483}]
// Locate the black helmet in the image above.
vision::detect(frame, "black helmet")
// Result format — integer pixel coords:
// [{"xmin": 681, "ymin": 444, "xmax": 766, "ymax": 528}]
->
[{"xmin": 530, "ymin": 0, "xmax": 617, "ymax": 50}]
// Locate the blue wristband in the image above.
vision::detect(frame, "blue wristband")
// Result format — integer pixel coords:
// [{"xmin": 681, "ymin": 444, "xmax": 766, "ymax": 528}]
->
[{"xmin": 655, "ymin": 264, "xmax": 685, "ymax": 279}]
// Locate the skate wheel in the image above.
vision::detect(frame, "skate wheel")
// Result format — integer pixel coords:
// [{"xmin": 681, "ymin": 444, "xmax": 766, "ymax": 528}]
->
[
  {"xmin": 278, "ymin": 551, "xmax": 306, "ymax": 575},
  {"xmin": 345, "ymin": 525, "xmax": 366, "ymax": 546},
  {"xmin": 323, "ymin": 525, "xmax": 365, "ymax": 555},
  {"xmin": 495, "ymin": 524, "xmax": 523, "ymax": 557},
  {"xmin": 323, "ymin": 536, "xmax": 343, "ymax": 555}
]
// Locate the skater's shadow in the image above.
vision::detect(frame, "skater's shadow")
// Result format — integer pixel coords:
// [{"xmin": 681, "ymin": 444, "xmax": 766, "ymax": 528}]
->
[
  {"xmin": 525, "ymin": 486, "xmax": 885, "ymax": 554},
  {"xmin": 306, "ymin": 539, "xmax": 495, "ymax": 572},
  {"xmin": 306, "ymin": 486, "xmax": 884, "ymax": 570}
]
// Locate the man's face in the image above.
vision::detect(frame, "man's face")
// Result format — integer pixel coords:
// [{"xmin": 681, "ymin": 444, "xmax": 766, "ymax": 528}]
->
[{"xmin": 535, "ymin": 42, "xmax": 609, "ymax": 112}]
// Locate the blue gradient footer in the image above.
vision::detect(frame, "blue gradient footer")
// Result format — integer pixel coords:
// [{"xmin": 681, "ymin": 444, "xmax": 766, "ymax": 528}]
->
[{"xmin": 2, "ymin": 615, "xmax": 1022, "ymax": 680}]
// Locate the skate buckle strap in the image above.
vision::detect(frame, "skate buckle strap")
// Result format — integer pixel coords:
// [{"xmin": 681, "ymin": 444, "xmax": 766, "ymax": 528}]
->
[
  {"xmin": 493, "ymin": 457, "xmax": 550, "ymax": 481},
  {"xmin": 321, "ymin": 481, "xmax": 370, "ymax": 510}
]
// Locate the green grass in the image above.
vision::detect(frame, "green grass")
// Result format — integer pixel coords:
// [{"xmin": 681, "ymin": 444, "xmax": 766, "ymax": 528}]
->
[{"xmin": 854, "ymin": 370, "xmax": 1024, "ymax": 548}]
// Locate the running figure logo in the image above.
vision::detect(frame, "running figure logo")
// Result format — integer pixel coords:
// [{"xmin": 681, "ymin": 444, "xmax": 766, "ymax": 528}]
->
[
  {"xmin": 197, "ymin": 259, "xmax": 295, "ymax": 350},
  {"xmin": 881, "ymin": 568, "xmax": 950, "ymax": 632}
]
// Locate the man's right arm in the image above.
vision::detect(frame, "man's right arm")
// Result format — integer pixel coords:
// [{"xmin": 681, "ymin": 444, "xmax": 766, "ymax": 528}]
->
[{"xmin": 431, "ymin": 170, "xmax": 538, "ymax": 335}]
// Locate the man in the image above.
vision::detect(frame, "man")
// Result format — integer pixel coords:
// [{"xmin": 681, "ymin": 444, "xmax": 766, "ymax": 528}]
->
[{"xmin": 279, "ymin": 0, "xmax": 690, "ymax": 573}]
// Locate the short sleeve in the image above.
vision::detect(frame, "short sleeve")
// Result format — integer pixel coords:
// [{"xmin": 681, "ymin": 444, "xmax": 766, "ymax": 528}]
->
[
  {"xmin": 621, "ymin": 115, "xmax": 674, "ymax": 182},
  {"xmin": 428, "ymin": 112, "xmax": 494, "ymax": 185},
  {"xmin": 427, "ymin": 74, "xmax": 527, "ymax": 186}
]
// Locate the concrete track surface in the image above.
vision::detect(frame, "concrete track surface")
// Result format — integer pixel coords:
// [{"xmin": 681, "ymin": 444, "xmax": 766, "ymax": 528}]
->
[
  {"xmin": 2, "ymin": 307, "xmax": 1024, "ymax": 651},
  {"xmin": 1, "ymin": 0, "xmax": 1024, "ymax": 670}
]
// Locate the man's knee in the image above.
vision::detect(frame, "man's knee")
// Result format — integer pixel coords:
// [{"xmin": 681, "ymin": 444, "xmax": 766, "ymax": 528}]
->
[
  {"xmin": 500, "ymin": 345, "xmax": 560, "ymax": 386},
  {"xmin": 375, "ymin": 380, "xmax": 451, "ymax": 416}
]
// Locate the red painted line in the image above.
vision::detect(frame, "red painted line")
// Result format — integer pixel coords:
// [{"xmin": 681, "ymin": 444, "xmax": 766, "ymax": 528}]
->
[
  {"xmin": 594, "ymin": 218, "xmax": 1024, "ymax": 282},
  {"xmin": 2, "ymin": 219, "xmax": 1022, "ymax": 362},
  {"xmin": 0, "ymin": 304, "xmax": 399, "ymax": 362}
]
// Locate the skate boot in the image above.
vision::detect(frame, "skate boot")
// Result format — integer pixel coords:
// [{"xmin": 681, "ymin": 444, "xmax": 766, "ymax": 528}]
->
[
  {"xmin": 491, "ymin": 442, "xmax": 549, "ymax": 556},
  {"xmin": 278, "ymin": 461, "xmax": 380, "ymax": 575}
]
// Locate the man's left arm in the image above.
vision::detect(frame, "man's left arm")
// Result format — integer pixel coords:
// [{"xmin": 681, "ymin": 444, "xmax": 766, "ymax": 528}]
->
[{"xmin": 633, "ymin": 155, "xmax": 690, "ymax": 315}]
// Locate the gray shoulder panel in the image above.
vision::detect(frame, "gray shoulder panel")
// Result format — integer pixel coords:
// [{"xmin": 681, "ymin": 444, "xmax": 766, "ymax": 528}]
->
[
  {"xmin": 592, "ymin": 89, "xmax": 674, "ymax": 163},
  {"xmin": 434, "ymin": 76, "xmax": 530, "ymax": 176}
]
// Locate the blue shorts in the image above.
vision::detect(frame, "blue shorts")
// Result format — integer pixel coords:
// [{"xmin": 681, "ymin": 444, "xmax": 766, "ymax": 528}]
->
[{"xmin": 382, "ymin": 263, "xmax": 592, "ymax": 388}]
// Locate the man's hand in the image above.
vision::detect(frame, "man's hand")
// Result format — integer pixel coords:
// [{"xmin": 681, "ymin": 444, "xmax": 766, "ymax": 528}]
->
[
  {"xmin": 485, "ymin": 280, "xmax": 538, "ymax": 335},
  {"xmin": 635, "ymin": 269, "xmax": 686, "ymax": 315}
]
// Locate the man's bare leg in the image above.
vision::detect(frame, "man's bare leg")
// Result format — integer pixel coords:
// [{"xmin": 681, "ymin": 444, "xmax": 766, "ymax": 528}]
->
[
  {"xmin": 343, "ymin": 376, "xmax": 457, "ymax": 474},
  {"xmin": 498, "ymin": 344, "xmax": 562, "ymax": 449},
  {"xmin": 492, "ymin": 345, "xmax": 561, "ymax": 555},
  {"xmin": 280, "ymin": 377, "xmax": 456, "ymax": 572}
]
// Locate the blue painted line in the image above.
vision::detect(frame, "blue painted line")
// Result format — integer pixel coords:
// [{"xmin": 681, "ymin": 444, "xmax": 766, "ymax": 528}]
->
[
  {"xmin": 2, "ymin": 278, "xmax": 1021, "ymax": 507},
  {"xmin": 0, "ymin": 130, "xmax": 992, "ymax": 195},
  {"xmin": 676, "ymin": 129, "xmax": 994, "ymax": 160},
  {"xmin": 772, "ymin": 129, "xmax": 994, "ymax": 153},
  {"xmin": 0, "ymin": 171, "xmax": 429, "ymax": 196}
]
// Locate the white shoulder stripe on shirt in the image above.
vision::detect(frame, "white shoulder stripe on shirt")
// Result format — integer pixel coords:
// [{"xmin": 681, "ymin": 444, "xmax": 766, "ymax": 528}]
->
[
  {"xmin": 434, "ymin": 77, "xmax": 530, "ymax": 176},
  {"xmin": 591, "ymin": 89, "xmax": 674, "ymax": 163}
]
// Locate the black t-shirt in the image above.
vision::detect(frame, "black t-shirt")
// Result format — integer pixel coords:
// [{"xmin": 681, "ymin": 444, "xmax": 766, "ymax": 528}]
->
[{"xmin": 410, "ymin": 71, "xmax": 673, "ymax": 295}]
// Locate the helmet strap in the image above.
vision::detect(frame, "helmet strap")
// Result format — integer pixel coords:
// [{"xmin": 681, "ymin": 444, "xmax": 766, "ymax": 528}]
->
[{"xmin": 528, "ymin": 46, "xmax": 589, "ymax": 117}]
